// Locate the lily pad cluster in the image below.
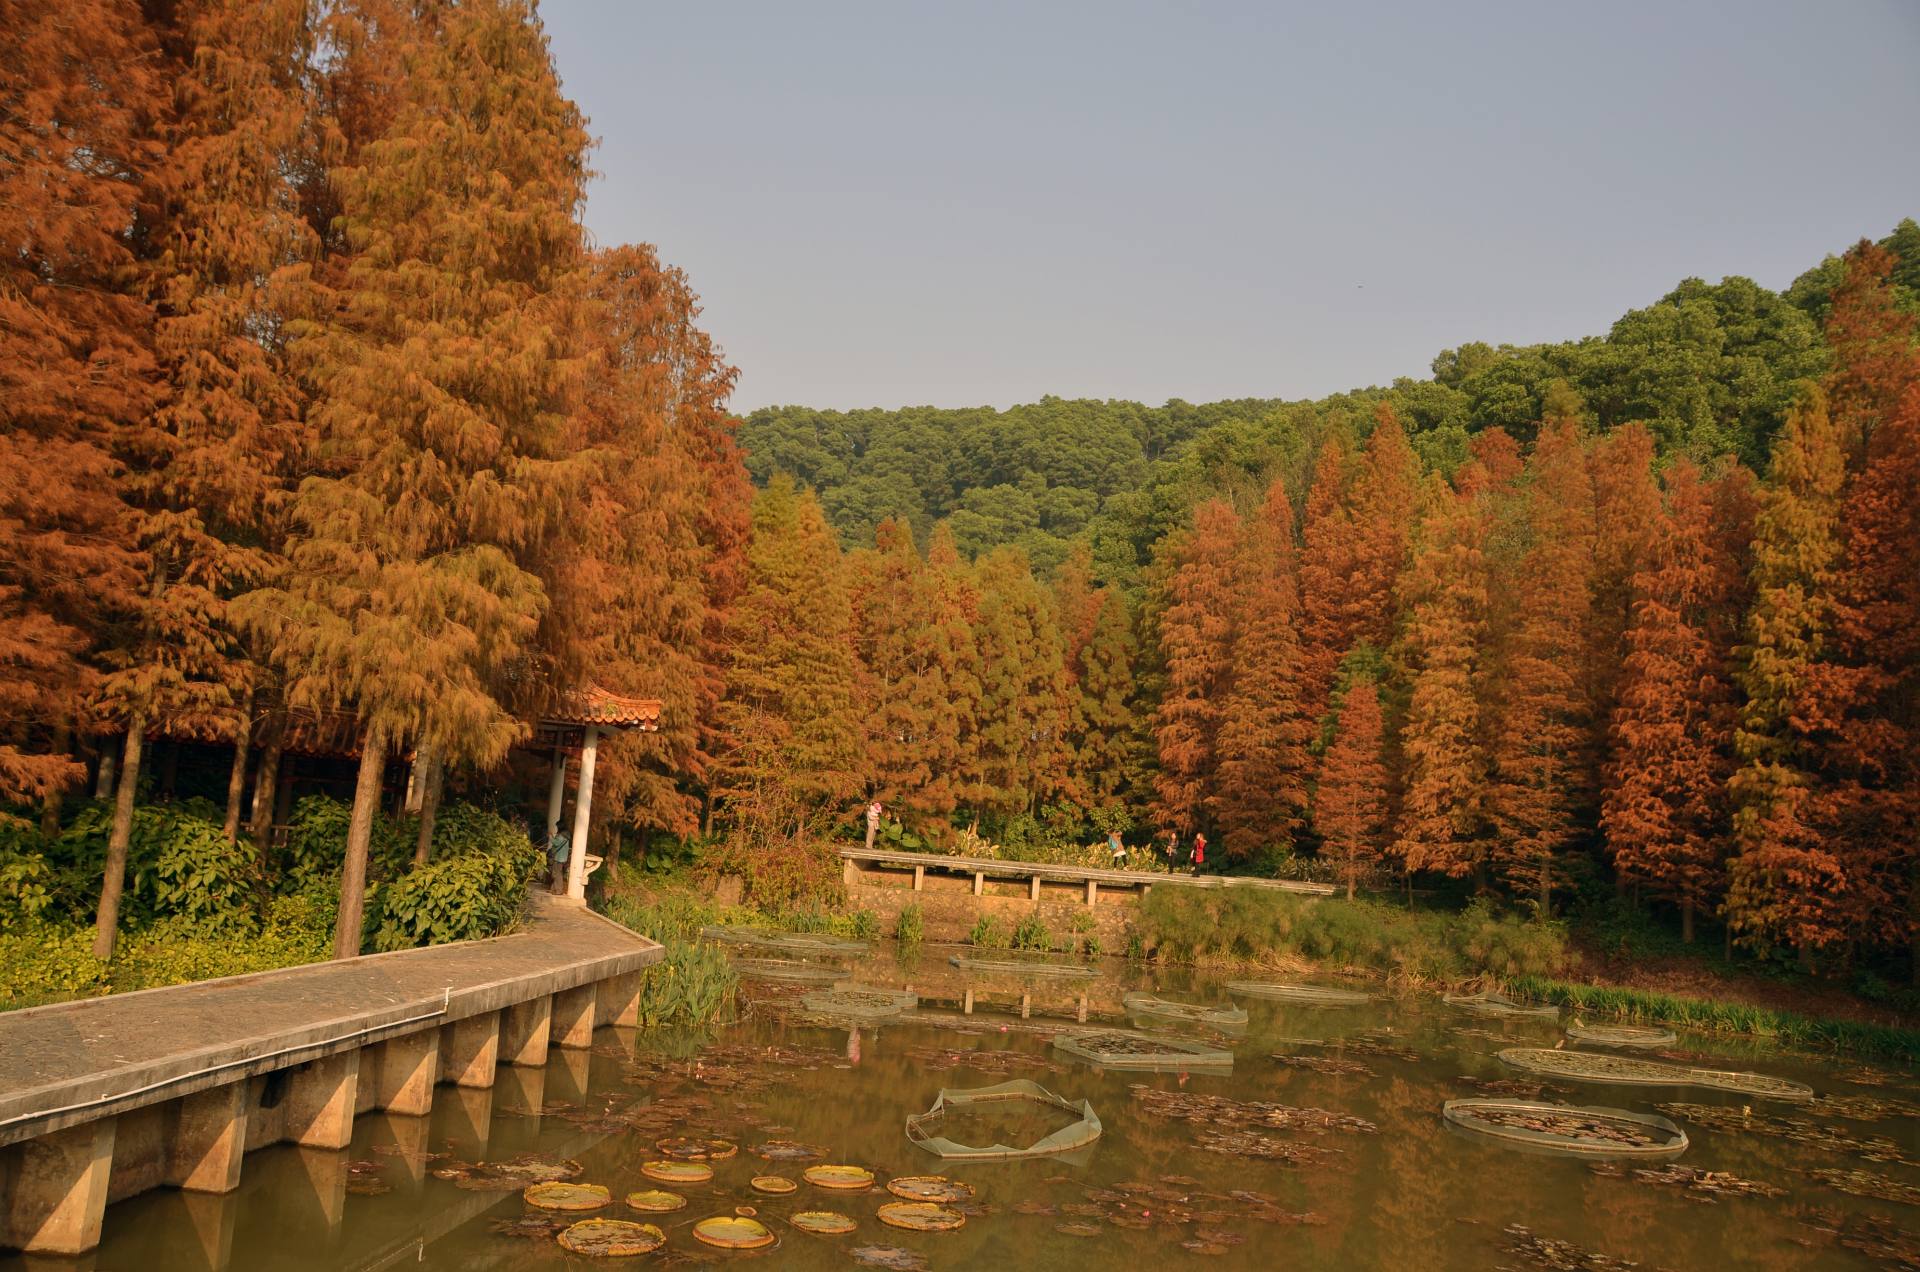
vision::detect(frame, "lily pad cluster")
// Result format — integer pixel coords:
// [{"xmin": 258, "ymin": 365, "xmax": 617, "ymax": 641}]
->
[{"xmin": 1588, "ymin": 1162, "xmax": 1785, "ymax": 1201}]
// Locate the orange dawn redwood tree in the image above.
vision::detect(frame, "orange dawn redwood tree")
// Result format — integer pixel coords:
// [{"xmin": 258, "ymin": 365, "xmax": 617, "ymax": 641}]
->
[
  {"xmin": 236, "ymin": 0, "xmax": 590, "ymax": 958},
  {"xmin": 1152, "ymin": 499, "xmax": 1243, "ymax": 836},
  {"xmin": 1485, "ymin": 419, "xmax": 1596, "ymax": 912},
  {"xmin": 1603, "ymin": 460, "xmax": 1753, "ymax": 941},
  {"xmin": 1726, "ymin": 384, "xmax": 1850, "ymax": 957},
  {"xmin": 972, "ymin": 546, "xmax": 1068, "ymax": 820},
  {"xmin": 0, "ymin": 0, "xmax": 163, "ymax": 807},
  {"xmin": 1296, "ymin": 433, "xmax": 1354, "ymax": 727},
  {"xmin": 1066, "ymin": 587, "xmax": 1146, "ymax": 813},
  {"xmin": 1394, "ymin": 468, "xmax": 1493, "ymax": 882},
  {"xmin": 1211, "ymin": 476, "xmax": 1311, "ymax": 859},
  {"xmin": 1316, "ymin": 672, "xmax": 1389, "ymax": 899}
]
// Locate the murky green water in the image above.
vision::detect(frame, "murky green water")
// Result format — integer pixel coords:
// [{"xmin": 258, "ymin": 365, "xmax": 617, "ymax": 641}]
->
[{"xmin": 68, "ymin": 944, "xmax": 1920, "ymax": 1270}]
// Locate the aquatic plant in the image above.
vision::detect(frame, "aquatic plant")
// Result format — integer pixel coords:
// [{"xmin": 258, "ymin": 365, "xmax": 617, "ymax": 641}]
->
[
  {"xmin": 1011, "ymin": 912, "xmax": 1052, "ymax": 951},
  {"xmin": 968, "ymin": 914, "xmax": 1010, "ymax": 949},
  {"xmin": 1508, "ymin": 975, "xmax": 1920, "ymax": 1063},
  {"xmin": 896, "ymin": 903, "xmax": 925, "ymax": 945},
  {"xmin": 634, "ymin": 939, "xmax": 738, "ymax": 1027}
]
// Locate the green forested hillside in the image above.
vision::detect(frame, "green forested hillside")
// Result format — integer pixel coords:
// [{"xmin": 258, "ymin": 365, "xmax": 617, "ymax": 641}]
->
[{"xmin": 740, "ymin": 219, "xmax": 1920, "ymax": 584}]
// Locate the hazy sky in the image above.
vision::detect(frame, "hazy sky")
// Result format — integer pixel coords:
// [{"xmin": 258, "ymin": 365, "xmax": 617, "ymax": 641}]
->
[{"xmin": 543, "ymin": 1, "xmax": 1920, "ymax": 413}]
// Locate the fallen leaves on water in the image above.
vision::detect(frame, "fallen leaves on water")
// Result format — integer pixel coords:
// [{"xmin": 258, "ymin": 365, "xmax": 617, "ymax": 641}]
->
[
  {"xmin": 1654, "ymin": 1103, "xmax": 1916, "ymax": 1166},
  {"xmin": 1795, "ymin": 1208, "xmax": 1920, "ymax": 1270},
  {"xmin": 431, "ymin": 1155, "xmax": 584, "ymax": 1191},
  {"xmin": 1129, "ymin": 1084, "xmax": 1378, "ymax": 1134},
  {"xmin": 1805, "ymin": 1093, "xmax": 1920, "ymax": 1123},
  {"xmin": 1270, "ymin": 1054, "xmax": 1376, "ymax": 1077},
  {"xmin": 1499, "ymin": 1224, "xmax": 1640, "ymax": 1271},
  {"xmin": 849, "ymin": 1243, "xmax": 930, "ymax": 1270},
  {"xmin": 1055, "ymin": 1222, "xmax": 1103, "ymax": 1237},
  {"xmin": 490, "ymin": 1215, "xmax": 569, "ymax": 1239},
  {"xmin": 1589, "ymin": 1162, "xmax": 1785, "ymax": 1202},
  {"xmin": 905, "ymin": 1044, "xmax": 1060, "ymax": 1076},
  {"xmin": 1809, "ymin": 1167, "xmax": 1920, "ymax": 1207}
]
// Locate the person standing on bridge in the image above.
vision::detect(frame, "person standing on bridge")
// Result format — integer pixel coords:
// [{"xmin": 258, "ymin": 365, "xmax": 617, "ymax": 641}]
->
[
  {"xmin": 1191, "ymin": 832, "xmax": 1207, "ymax": 875},
  {"xmin": 1107, "ymin": 829, "xmax": 1127, "ymax": 868},
  {"xmin": 865, "ymin": 799, "xmax": 883, "ymax": 851}
]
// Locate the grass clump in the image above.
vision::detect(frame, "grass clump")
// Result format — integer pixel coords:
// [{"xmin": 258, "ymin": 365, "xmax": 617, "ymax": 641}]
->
[
  {"xmin": 1011, "ymin": 912, "xmax": 1052, "ymax": 951},
  {"xmin": 1510, "ymin": 975, "xmax": 1920, "ymax": 1064},
  {"xmin": 1139, "ymin": 889, "xmax": 1570, "ymax": 983},
  {"xmin": 896, "ymin": 903, "xmax": 925, "ymax": 946},
  {"xmin": 968, "ymin": 914, "xmax": 1010, "ymax": 949}
]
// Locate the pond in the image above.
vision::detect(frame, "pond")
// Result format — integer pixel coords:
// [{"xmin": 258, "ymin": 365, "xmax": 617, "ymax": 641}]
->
[{"xmin": 58, "ymin": 942, "xmax": 1920, "ymax": 1271}]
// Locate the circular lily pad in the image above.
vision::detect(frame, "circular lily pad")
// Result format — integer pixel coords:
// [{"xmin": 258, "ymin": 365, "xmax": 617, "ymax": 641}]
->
[
  {"xmin": 793, "ymin": 1210, "xmax": 858, "ymax": 1235},
  {"xmin": 556, "ymin": 1219, "xmax": 665, "ymax": 1256},
  {"xmin": 851, "ymin": 1245, "xmax": 929, "ymax": 1271},
  {"xmin": 693, "ymin": 1215, "xmax": 777, "ymax": 1249},
  {"xmin": 886, "ymin": 1175, "xmax": 975, "ymax": 1203},
  {"xmin": 752, "ymin": 1175, "xmax": 797, "ymax": 1194},
  {"xmin": 804, "ymin": 1163, "xmax": 877, "ymax": 1190},
  {"xmin": 524, "ymin": 1182, "xmax": 612, "ymax": 1211},
  {"xmin": 641, "ymin": 1160, "xmax": 714, "ymax": 1184},
  {"xmin": 878, "ymin": 1201, "xmax": 966, "ymax": 1232},
  {"xmin": 624, "ymin": 1189, "xmax": 686, "ymax": 1213},
  {"xmin": 657, "ymin": 1135, "xmax": 738, "ymax": 1161}
]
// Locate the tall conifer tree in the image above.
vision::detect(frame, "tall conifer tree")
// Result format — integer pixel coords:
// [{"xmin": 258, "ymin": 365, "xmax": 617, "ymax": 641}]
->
[
  {"xmin": 1726, "ymin": 385, "xmax": 1849, "ymax": 956},
  {"xmin": 1316, "ymin": 673, "xmax": 1389, "ymax": 900},
  {"xmin": 972, "ymin": 547, "xmax": 1068, "ymax": 820},
  {"xmin": 1486, "ymin": 421, "xmax": 1597, "ymax": 911},
  {"xmin": 1066, "ymin": 588, "xmax": 1146, "ymax": 812},
  {"xmin": 1297, "ymin": 435, "xmax": 1355, "ymax": 726},
  {"xmin": 1212, "ymin": 477, "xmax": 1311, "ymax": 858},
  {"xmin": 1152, "ymin": 500, "xmax": 1243, "ymax": 835},
  {"xmin": 238, "ymin": 0, "xmax": 590, "ymax": 956}
]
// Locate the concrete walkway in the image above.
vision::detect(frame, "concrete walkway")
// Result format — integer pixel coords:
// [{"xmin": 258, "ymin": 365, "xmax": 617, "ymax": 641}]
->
[{"xmin": 0, "ymin": 895, "xmax": 658, "ymax": 1148}]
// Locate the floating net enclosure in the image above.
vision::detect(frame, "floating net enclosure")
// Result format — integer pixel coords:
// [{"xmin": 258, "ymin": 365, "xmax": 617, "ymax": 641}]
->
[
  {"xmin": 1564, "ymin": 1022, "xmax": 1678, "ymax": 1049},
  {"xmin": 1442, "ymin": 1099, "xmax": 1689, "ymax": 1159},
  {"xmin": 700, "ymin": 925, "xmax": 869, "ymax": 956},
  {"xmin": 1498, "ymin": 1047, "xmax": 1815, "ymax": 1102},
  {"xmin": 1123, "ymin": 993, "xmax": 1249, "ymax": 1030},
  {"xmin": 798, "ymin": 985, "xmax": 919, "ymax": 1020},
  {"xmin": 1443, "ymin": 990, "xmax": 1561, "ymax": 1019},
  {"xmin": 1052, "ymin": 1029, "xmax": 1234, "ymax": 1073},
  {"xmin": 948, "ymin": 954, "xmax": 1096, "ymax": 980},
  {"xmin": 905, "ymin": 1079, "xmax": 1103, "ymax": 1160},
  {"xmin": 1226, "ymin": 980, "xmax": 1372, "ymax": 1006},
  {"xmin": 731, "ymin": 957, "xmax": 846, "ymax": 983}
]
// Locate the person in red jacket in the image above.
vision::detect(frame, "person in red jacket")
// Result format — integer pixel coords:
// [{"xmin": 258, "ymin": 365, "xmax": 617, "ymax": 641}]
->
[{"xmin": 1191, "ymin": 832, "xmax": 1207, "ymax": 874}]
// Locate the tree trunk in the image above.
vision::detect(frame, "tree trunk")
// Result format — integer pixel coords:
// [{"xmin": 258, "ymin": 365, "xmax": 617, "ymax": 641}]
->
[
  {"xmin": 412, "ymin": 748, "xmax": 443, "ymax": 868},
  {"xmin": 333, "ymin": 725, "xmax": 389, "ymax": 960},
  {"xmin": 1346, "ymin": 875, "xmax": 1355, "ymax": 902},
  {"xmin": 40, "ymin": 724, "xmax": 70, "ymax": 836},
  {"xmin": 222, "ymin": 688, "xmax": 254, "ymax": 842},
  {"xmin": 93, "ymin": 738, "xmax": 117, "ymax": 800},
  {"xmin": 249, "ymin": 735, "xmax": 283, "ymax": 844},
  {"xmin": 1681, "ymin": 898, "xmax": 1695, "ymax": 944},
  {"xmin": 605, "ymin": 826, "xmax": 622, "ymax": 883},
  {"xmin": 92, "ymin": 715, "xmax": 146, "ymax": 960}
]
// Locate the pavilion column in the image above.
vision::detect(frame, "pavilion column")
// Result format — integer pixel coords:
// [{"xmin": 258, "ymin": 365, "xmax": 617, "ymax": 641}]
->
[
  {"xmin": 566, "ymin": 726, "xmax": 599, "ymax": 901},
  {"xmin": 546, "ymin": 750, "xmax": 569, "ymax": 840}
]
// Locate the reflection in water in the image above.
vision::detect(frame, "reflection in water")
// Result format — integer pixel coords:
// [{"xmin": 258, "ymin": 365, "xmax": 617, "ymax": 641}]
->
[{"xmin": 36, "ymin": 944, "xmax": 1920, "ymax": 1271}]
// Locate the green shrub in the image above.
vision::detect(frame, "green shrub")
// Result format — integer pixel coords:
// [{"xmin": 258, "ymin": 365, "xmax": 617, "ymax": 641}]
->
[
  {"xmin": 366, "ymin": 826, "xmax": 541, "ymax": 952},
  {"xmin": 1011, "ymin": 912, "xmax": 1052, "ymax": 951},
  {"xmin": 0, "ymin": 839, "xmax": 54, "ymax": 929},
  {"xmin": 969, "ymin": 914, "xmax": 1009, "ymax": 949},
  {"xmin": 281, "ymin": 795, "xmax": 411, "ymax": 893},
  {"xmin": 0, "ymin": 923, "xmax": 109, "ymax": 1008},
  {"xmin": 43, "ymin": 801, "xmax": 258, "ymax": 928},
  {"xmin": 896, "ymin": 903, "xmax": 925, "ymax": 945}
]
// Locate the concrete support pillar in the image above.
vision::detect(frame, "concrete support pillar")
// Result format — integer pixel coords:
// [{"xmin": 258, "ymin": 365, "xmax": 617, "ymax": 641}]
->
[
  {"xmin": 548, "ymin": 1048, "xmax": 591, "ymax": 1105},
  {"xmin": 440, "ymin": 1013, "xmax": 500, "ymax": 1089},
  {"xmin": 3, "ymin": 1119, "xmax": 115, "ymax": 1255},
  {"xmin": 1085, "ymin": 879, "xmax": 1098, "ymax": 906},
  {"xmin": 496, "ymin": 1065, "xmax": 545, "ymax": 1121},
  {"xmin": 166, "ymin": 1082, "xmax": 249, "ymax": 1193},
  {"xmin": 1028, "ymin": 875, "xmax": 1040, "ymax": 902},
  {"xmin": 971, "ymin": 872, "xmax": 983, "ymax": 897},
  {"xmin": 370, "ymin": 1030, "xmax": 439, "ymax": 1116},
  {"xmin": 1077, "ymin": 993, "xmax": 1089, "ymax": 1023},
  {"xmin": 1019, "ymin": 993, "xmax": 1031, "ymax": 1020},
  {"xmin": 598, "ymin": 972, "xmax": 642, "ymax": 1029},
  {"xmin": 962, "ymin": 988, "xmax": 974, "ymax": 1015},
  {"xmin": 378, "ymin": 1114, "xmax": 434, "ymax": 1186},
  {"xmin": 501, "ymin": 997, "xmax": 552, "ymax": 1068},
  {"xmin": 545, "ymin": 750, "xmax": 569, "ymax": 841},
  {"xmin": 292, "ymin": 1147, "xmax": 347, "ymax": 1239},
  {"xmin": 566, "ymin": 725, "xmax": 599, "ymax": 901},
  {"xmin": 283, "ymin": 1051, "xmax": 359, "ymax": 1150},
  {"xmin": 437, "ymin": 1086, "xmax": 493, "ymax": 1156},
  {"xmin": 178, "ymin": 1188, "xmax": 239, "ymax": 1272},
  {"xmin": 550, "ymin": 984, "xmax": 596, "ymax": 1050},
  {"xmin": 912, "ymin": 865, "xmax": 924, "ymax": 892}
]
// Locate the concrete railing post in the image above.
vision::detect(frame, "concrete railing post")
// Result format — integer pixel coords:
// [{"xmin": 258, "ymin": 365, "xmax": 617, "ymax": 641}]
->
[
  {"xmin": 282, "ymin": 1051, "xmax": 359, "ymax": 1151},
  {"xmin": 550, "ymin": 985, "xmax": 596, "ymax": 1050},
  {"xmin": 501, "ymin": 997, "xmax": 553, "ymax": 1067},
  {"xmin": 370, "ymin": 1029, "xmax": 439, "ymax": 1116},
  {"xmin": 440, "ymin": 1013, "xmax": 501, "ymax": 1089},
  {"xmin": 2, "ymin": 1119, "xmax": 115, "ymax": 1255},
  {"xmin": 165, "ymin": 1082, "xmax": 249, "ymax": 1193}
]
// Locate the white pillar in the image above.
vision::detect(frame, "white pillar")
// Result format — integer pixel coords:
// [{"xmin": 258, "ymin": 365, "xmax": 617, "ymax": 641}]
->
[
  {"xmin": 566, "ymin": 725, "xmax": 599, "ymax": 900},
  {"xmin": 545, "ymin": 749, "xmax": 569, "ymax": 840}
]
